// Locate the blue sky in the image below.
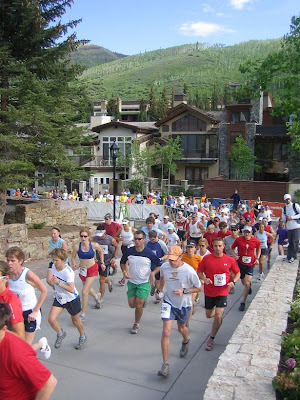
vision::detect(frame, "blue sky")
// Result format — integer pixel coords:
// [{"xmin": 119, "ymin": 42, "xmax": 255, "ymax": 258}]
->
[{"xmin": 63, "ymin": 0, "xmax": 299, "ymax": 55}]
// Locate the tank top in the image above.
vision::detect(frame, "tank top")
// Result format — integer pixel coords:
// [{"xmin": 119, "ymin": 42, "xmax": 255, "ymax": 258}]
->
[
  {"xmin": 9, "ymin": 267, "xmax": 37, "ymax": 311},
  {"xmin": 189, "ymin": 221, "xmax": 202, "ymax": 238},
  {"xmin": 256, "ymin": 231, "xmax": 268, "ymax": 249},
  {"xmin": 78, "ymin": 242, "xmax": 95, "ymax": 259},
  {"xmin": 49, "ymin": 237, "xmax": 68, "ymax": 263},
  {"xmin": 121, "ymin": 227, "xmax": 134, "ymax": 246}
]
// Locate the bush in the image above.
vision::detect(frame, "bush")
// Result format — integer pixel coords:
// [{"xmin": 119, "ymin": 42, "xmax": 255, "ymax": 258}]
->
[{"xmin": 32, "ymin": 222, "xmax": 46, "ymax": 229}]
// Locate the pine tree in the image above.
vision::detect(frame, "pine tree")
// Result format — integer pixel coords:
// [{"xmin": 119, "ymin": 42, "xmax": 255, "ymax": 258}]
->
[{"xmin": 0, "ymin": 0, "xmax": 90, "ymax": 223}]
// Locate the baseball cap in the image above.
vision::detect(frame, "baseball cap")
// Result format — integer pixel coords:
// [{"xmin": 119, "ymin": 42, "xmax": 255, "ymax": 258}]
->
[
  {"xmin": 261, "ymin": 206, "xmax": 265, "ymax": 210},
  {"xmin": 242, "ymin": 226, "xmax": 252, "ymax": 233},
  {"xmin": 214, "ymin": 217, "xmax": 220, "ymax": 221},
  {"xmin": 104, "ymin": 213, "xmax": 112, "ymax": 219},
  {"xmin": 0, "ymin": 261, "xmax": 9, "ymax": 276},
  {"xmin": 168, "ymin": 245, "xmax": 183, "ymax": 260},
  {"xmin": 284, "ymin": 194, "xmax": 291, "ymax": 200},
  {"xmin": 246, "ymin": 217, "xmax": 251, "ymax": 222},
  {"xmin": 258, "ymin": 217, "xmax": 263, "ymax": 221},
  {"xmin": 163, "ymin": 215, "xmax": 169, "ymax": 219},
  {"xmin": 167, "ymin": 223, "xmax": 174, "ymax": 230},
  {"xmin": 122, "ymin": 219, "xmax": 129, "ymax": 224},
  {"xmin": 186, "ymin": 241, "xmax": 196, "ymax": 247},
  {"xmin": 96, "ymin": 224, "xmax": 106, "ymax": 236},
  {"xmin": 230, "ymin": 224, "xmax": 238, "ymax": 230}
]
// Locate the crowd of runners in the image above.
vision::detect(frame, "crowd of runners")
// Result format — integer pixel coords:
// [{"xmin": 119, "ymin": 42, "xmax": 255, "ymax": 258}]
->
[{"xmin": 0, "ymin": 191, "xmax": 299, "ymax": 397}]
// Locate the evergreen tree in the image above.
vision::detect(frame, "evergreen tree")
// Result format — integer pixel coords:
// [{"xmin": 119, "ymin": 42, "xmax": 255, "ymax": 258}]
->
[
  {"xmin": 228, "ymin": 136, "xmax": 258, "ymax": 179},
  {"xmin": 211, "ymin": 85, "xmax": 219, "ymax": 110},
  {"xmin": 107, "ymin": 98, "xmax": 121, "ymax": 120},
  {"xmin": 223, "ymin": 84, "xmax": 232, "ymax": 106},
  {"xmin": 0, "ymin": 0, "xmax": 91, "ymax": 223},
  {"xmin": 138, "ymin": 98, "xmax": 148, "ymax": 121}
]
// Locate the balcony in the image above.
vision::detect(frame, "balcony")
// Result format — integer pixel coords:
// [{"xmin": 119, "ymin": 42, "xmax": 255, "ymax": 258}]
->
[{"xmin": 175, "ymin": 150, "xmax": 218, "ymax": 163}]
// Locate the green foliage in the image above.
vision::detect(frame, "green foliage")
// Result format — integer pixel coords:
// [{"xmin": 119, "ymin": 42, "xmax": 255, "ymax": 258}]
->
[
  {"xmin": 239, "ymin": 15, "xmax": 300, "ymax": 152},
  {"xmin": 78, "ymin": 39, "xmax": 282, "ymax": 103},
  {"xmin": 127, "ymin": 178, "xmax": 144, "ymax": 194},
  {"xmin": 70, "ymin": 44, "xmax": 126, "ymax": 68},
  {"xmin": 228, "ymin": 136, "xmax": 258, "ymax": 180},
  {"xmin": 32, "ymin": 222, "xmax": 46, "ymax": 229}
]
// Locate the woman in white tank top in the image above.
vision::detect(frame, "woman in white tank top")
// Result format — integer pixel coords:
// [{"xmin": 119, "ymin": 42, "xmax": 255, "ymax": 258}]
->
[
  {"xmin": 7, "ymin": 246, "xmax": 48, "ymax": 345},
  {"xmin": 116, "ymin": 220, "xmax": 136, "ymax": 254}
]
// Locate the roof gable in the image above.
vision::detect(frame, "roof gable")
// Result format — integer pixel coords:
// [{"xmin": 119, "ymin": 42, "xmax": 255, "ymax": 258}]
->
[{"xmin": 155, "ymin": 104, "xmax": 219, "ymax": 127}]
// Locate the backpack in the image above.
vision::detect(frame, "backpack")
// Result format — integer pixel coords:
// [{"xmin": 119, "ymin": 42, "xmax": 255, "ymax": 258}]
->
[{"xmin": 283, "ymin": 202, "xmax": 300, "ymax": 224}]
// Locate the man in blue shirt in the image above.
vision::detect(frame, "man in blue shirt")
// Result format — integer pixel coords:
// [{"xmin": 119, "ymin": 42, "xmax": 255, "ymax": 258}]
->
[
  {"xmin": 120, "ymin": 230, "xmax": 161, "ymax": 334},
  {"xmin": 230, "ymin": 189, "xmax": 241, "ymax": 211},
  {"xmin": 141, "ymin": 217, "xmax": 166, "ymax": 243}
]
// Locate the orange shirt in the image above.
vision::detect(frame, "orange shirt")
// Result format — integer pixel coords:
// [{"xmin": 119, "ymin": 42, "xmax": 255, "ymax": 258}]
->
[{"xmin": 182, "ymin": 253, "xmax": 202, "ymax": 271}]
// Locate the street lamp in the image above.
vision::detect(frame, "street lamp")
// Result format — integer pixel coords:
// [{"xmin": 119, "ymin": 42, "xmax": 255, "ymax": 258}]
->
[{"xmin": 110, "ymin": 141, "xmax": 120, "ymax": 221}]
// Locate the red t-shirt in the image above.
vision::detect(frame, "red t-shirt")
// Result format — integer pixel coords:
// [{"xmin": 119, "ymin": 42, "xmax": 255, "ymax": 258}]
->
[
  {"xmin": 217, "ymin": 230, "xmax": 231, "ymax": 239},
  {"xmin": 231, "ymin": 236, "xmax": 261, "ymax": 267},
  {"xmin": 0, "ymin": 287, "xmax": 24, "ymax": 325},
  {"xmin": 243, "ymin": 212, "xmax": 255, "ymax": 225},
  {"xmin": 203, "ymin": 231, "xmax": 218, "ymax": 252},
  {"xmin": 197, "ymin": 253, "xmax": 239, "ymax": 297},
  {"xmin": 103, "ymin": 221, "xmax": 121, "ymax": 238},
  {"xmin": 0, "ymin": 332, "xmax": 51, "ymax": 400},
  {"xmin": 264, "ymin": 225, "xmax": 273, "ymax": 244}
]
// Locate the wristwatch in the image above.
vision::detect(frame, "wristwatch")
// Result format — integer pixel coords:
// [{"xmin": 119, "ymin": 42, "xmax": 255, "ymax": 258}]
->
[{"xmin": 183, "ymin": 288, "xmax": 190, "ymax": 294}]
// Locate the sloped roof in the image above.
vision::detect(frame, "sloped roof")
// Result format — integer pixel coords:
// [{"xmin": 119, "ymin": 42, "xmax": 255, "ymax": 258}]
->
[
  {"xmin": 155, "ymin": 103, "xmax": 220, "ymax": 127},
  {"xmin": 92, "ymin": 121, "xmax": 158, "ymax": 134}
]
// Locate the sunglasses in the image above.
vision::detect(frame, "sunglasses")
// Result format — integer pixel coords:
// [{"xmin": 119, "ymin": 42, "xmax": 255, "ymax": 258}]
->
[
  {"xmin": 199, "ymin": 245, "xmax": 206, "ymax": 247},
  {"xmin": 0, "ymin": 276, "xmax": 7, "ymax": 280},
  {"xmin": 80, "ymin": 235, "xmax": 88, "ymax": 238},
  {"xmin": 231, "ymin": 229, "xmax": 237, "ymax": 231},
  {"xmin": 134, "ymin": 237, "xmax": 143, "ymax": 241}
]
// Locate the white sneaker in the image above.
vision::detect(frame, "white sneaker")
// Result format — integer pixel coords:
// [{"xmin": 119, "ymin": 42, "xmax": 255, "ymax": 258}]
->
[
  {"xmin": 39, "ymin": 337, "xmax": 51, "ymax": 359},
  {"xmin": 289, "ymin": 257, "xmax": 295, "ymax": 263},
  {"xmin": 258, "ymin": 273, "xmax": 265, "ymax": 281}
]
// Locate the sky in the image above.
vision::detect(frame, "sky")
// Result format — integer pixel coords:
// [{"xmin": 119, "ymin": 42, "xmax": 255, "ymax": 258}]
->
[{"xmin": 62, "ymin": 0, "xmax": 299, "ymax": 55}]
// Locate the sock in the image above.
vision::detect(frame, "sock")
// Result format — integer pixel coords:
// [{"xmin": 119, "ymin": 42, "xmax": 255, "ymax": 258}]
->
[
  {"xmin": 210, "ymin": 336, "xmax": 215, "ymax": 340},
  {"xmin": 57, "ymin": 329, "xmax": 63, "ymax": 337}
]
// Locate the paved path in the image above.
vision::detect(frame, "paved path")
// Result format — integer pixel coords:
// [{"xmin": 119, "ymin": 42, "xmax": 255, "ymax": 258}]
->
[{"xmin": 25, "ymin": 248, "xmax": 279, "ymax": 400}]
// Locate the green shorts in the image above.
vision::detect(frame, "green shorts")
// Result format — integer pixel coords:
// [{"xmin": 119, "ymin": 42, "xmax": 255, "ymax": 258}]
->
[{"xmin": 127, "ymin": 281, "xmax": 151, "ymax": 300}]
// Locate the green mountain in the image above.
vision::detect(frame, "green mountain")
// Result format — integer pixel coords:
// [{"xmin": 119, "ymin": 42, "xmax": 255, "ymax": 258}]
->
[
  {"xmin": 77, "ymin": 39, "xmax": 282, "ymax": 102},
  {"xmin": 70, "ymin": 44, "xmax": 126, "ymax": 68}
]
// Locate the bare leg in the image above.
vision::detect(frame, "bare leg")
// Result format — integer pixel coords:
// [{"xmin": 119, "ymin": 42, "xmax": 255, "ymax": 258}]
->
[
  {"xmin": 161, "ymin": 320, "xmax": 173, "ymax": 362},
  {"xmin": 81, "ymin": 276, "xmax": 97, "ymax": 316}
]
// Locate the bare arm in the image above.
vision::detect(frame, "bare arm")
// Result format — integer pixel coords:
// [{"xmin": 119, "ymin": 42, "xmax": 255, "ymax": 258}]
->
[
  {"xmin": 35, "ymin": 374, "xmax": 57, "ymax": 400},
  {"xmin": 71, "ymin": 243, "xmax": 79, "ymax": 269}
]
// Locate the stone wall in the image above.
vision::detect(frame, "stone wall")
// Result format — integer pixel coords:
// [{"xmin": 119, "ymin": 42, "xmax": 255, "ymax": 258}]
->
[
  {"xmin": 15, "ymin": 200, "xmax": 87, "ymax": 226},
  {"xmin": 204, "ymin": 256, "xmax": 299, "ymax": 400},
  {"xmin": 0, "ymin": 224, "xmax": 29, "ymax": 259}
]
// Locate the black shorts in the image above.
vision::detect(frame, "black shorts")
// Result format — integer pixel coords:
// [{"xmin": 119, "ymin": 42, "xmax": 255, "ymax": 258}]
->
[
  {"xmin": 98, "ymin": 263, "xmax": 110, "ymax": 277},
  {"xmin": 177, "ymin": 230, "xmax": 186, "ymax": 240},
  {"xmin": 260, "ymin": 248, "xmax": 269, "ymax": 256},
  {"xmin": 189, "ymin": 236, "xmax": 201, "ymax": 244},
  {"xmin": 154, "ymin": 271, "xmax": 160, "ymax": 281},
  {"xmin": 52, "ymin": 295, "xmax": 81, "ymax": 316},
  {"xmin": 23, "ymin": 309, "xmax": 42, "ymax": 333},
  {"xmin": 205, "ymin": 295, "xmax": 227, "ymax": 309},
  {"xmin": 238, "ymin": 262, "xmax": 254, "ymax": 279}
]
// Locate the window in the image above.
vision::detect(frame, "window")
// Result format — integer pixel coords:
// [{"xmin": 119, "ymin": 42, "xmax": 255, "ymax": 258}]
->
[
  {"xmin": 106, "ymin": 178, "xmax": 109, "ymax": 184},
  {"xmin": 162, "ymin": 125, "xmax": 169, "ymax": 132},
  {"xmin": 94, "ymin": 177, "xmax": 98, "ymax": 183},
  {"xmin": 173, "ymin": 134, "xmax": 207, "ymax": 157},
  {"xmin": 100, "ymin": 178, "xmax": 104, "ymax": 184},
  {"xmin": 231, "ymin": 111, "xmax": 250, "ymax": 123},
  {"xmin": 102, "ymin": 136, "xmax": 132, "ymax": 164},
  {"xmin": 230, "ymin": 132, "xmax": 242, "ymax": 145},
  {"xmin": 185, "ymin": 167, "xmax": 208, "ymax": 184},
  {"xmin": 172, "ymin": 114, "xmax": 206, "ymax": 132}
]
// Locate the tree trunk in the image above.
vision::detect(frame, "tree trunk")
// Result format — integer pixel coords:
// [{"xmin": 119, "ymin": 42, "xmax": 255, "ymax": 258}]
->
[{"xmin": 0, "ymin": 189, "xmax": 7, "ymax": 225}]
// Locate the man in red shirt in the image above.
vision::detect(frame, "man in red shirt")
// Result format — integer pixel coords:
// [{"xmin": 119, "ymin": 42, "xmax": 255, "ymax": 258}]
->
[
  {"xmin": 243, "ymin": 205, "xmax": 255, "ymax": 225},
  {"xmin": 198, "ymin": 237, "xmax": 240, "ymax": 351},
  {"xmin": 262, "ymin": 217, "xmax": 275, "ymax": 267},
  {"xmin": 217, "ymin": 222, "xmax": 231, "ymax": 239},
  {"xmin": 231, "ymin": 226, "xmax": 261, "ymax": 311},
  {"xmin": 203, "ymin": 224, "xmax": 218, "ymax": 252},
  {"xmin": 103, "ymin": 213, "xmax": 121, "ymax": 274},
  {"xmin": 0, "ymin": 303, "xmax": 57, "ymax": 400}
]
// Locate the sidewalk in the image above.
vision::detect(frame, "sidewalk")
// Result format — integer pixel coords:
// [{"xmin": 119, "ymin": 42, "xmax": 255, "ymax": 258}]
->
[{"xmin": 27, "ymin": 256, "xmax": 277, "ymax": 400}]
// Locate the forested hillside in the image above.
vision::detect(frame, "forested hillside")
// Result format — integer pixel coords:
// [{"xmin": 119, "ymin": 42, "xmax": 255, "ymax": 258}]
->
[
  {"xmin": 77, "ymin": 39, "xmax": 282, "ymax": 103},
  {"xmin": 71, "ymin": 44, "xmax": 126, "ymax": 68}
]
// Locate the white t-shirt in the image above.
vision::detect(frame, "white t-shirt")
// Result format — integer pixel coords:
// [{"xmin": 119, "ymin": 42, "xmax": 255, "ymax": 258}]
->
[
  {"xmin": 52, "ymin": 264, "xmax": 78, "ymax": 304},
  {"xmin": 161, "ymin": 262, "xmax": 201, "ymax": 309},
  {"xmin": 167, "ymin": 232, "xmax": 179, "ymax": 247}
]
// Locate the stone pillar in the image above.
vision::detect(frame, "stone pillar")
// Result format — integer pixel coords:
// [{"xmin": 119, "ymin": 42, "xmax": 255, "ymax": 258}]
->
[
  {"xmin": 144, "ymin": 181, "xmax": 149, "ymax": 195},
  {"xmin": 181, "ymin": 180, "xmax": 189, "ymax": 191},
  {"xmin": 219, "ymin": 123, "xmax": 230, "ymax": 178},
  {"xmin": 162, "ymin": 179, "xmax": 168, "ymax": 191}
]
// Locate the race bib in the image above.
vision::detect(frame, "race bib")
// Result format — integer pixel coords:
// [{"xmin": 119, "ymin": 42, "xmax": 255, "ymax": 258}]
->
[
  {"xmin": 100, "ymin": 244, "xmax": 108, "ymax": 255},
  {"xmin": 214, "ymin": 273, "xmax": 226, "ymax": 286},
  {"xmin": 79, "ymin": 267, "xmax": 87, "ymax": 277},
  {"xmin": 242, "ymin": 256, "xmax": 251, "ymax": 264},
  {"xmin": 161, "ymin": 302, "xmax": 171, "ymax": 319},
  {"xmin": 54, "ymin": 290, "xmax": 67, "ymax": 305}
]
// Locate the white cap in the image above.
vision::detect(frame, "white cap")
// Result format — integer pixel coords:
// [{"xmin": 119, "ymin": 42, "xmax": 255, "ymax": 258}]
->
[
  {"xmin": 284, "ymin": 194, "xmax": 291, "ymax": 200},
  {"xmin": 163, "ymin": 215, "xmax": 170, "ymax": 219},
  {"xmin": 242, "ymin": 226, "xmax": 252, "ymax": 233},
  {"xmin": 167, "ymin": 223, "xmax": 174, "ymax": 230},
  {"xmin": 122, "ymin": 219, "xmax": 129, "ymax": 224}
]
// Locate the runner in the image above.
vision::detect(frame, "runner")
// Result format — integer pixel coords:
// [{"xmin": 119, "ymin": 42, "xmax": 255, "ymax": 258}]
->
[
  {"xmin": 146, "ymin": 230, "xmax": 168, "ymax": 303},
  {"xmin": 187, "ymin": 213, "xmax": 205, "ymax": 243},
  {"xmin": 203, "ymin": 224, "xmax": 218, "ymax": 253},
  {"xmin": 71, "ymin": 228, "xmax": 104, "ymax": 322},
  {"xmin": 7, "ymin": 247, "xmax": 48, "ymax": 345},
  {"xmin": 262, "ymin": 217, "xmax": 275, "ymax": 268},
  {"xmin": 142, "ymin": 216, "xmax": 166, "ymax": 242},
  {"xmin": 198, "ymin": 237, "xmax": 240, "ymax": 351},
  {"xmin": 196, "ymin": 238, "xmax": 211, "ymax": 258},
  {"xmin": 0, "ymin": 303, "xmax": 57, "ymax": 400},
  {"xmin": 231, "ymin": 226, "xmax": 261, "ymax": 311},
  {"xmin": 103, "ymin": 213, "xmax": 121, "ymax": 274},
  {"xmin": 157, "ymin": 245, "xmax": 201, "ymax": 377},
  {"xmin": 166, "ymin": 224, "xmax": 180, "ymax": 248},
  {"xmin": 223, "ymin": 224, "xmax": 239, "ymax": 293},
  {"xmin": 92, "ymin": 224, "xmax": 119, "ymax": 307},
  {"xmin": 276, "ymin": 220, "xmax": 288, "ymax": 256},
  {"xmin": 255, "ymin": 223, "xmax": 273, "ymax": 280},
  {"xmin": 282, "ymin": 194, "xmax": 300, "ymax": 263},
  {"xmin": 120, "ymin": 230, "xmax": 161, "ymax": 334},
  {"xmin": 175, "ymin": 210, "xmax": 187, "ymax": 250},
  {"xmin": 47, "ymin": 248, "xmax": 87, "ymax": 350}
]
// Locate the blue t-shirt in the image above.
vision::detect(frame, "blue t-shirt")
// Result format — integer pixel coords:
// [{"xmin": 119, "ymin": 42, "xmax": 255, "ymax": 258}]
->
[
  {"xmin": 146, "ymin": 240, "xmax": 167, "ymax": 270},
  {"xmin": 141, "ymin": 226, "xmax": 164, "ymax": 242},
  {"xmin": 277, "ymin": 227, "xmax": 288, "ymax": 244}
]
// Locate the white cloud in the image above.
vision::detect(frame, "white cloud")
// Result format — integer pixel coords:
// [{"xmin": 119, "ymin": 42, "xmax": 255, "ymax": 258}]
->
[
  {"xmin": 202, "ymin": 3, "xmax": 215, "ymax": 13},
  {"xmin": 229, "ymin": 0, "xmax": 253, "ymax": 9},
  {"xmin": 179, "ymin": 21, "xmax": 235, "ymax": 37},
  {"xmin": 216, "ymin": 12, "xmax": 224, "ymax": 17}
]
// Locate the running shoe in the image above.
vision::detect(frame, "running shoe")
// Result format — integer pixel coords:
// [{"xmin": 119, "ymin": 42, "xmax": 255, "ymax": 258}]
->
[
  {"xmin": 179, "ymin": 338, "xmax": 190, "ymax": 357},
  {"xmin": 283, "ymin": 256, "xmax": 288, "ymax": 261},
  {"xmin": 75, "ymin": 335, "xmax": 87, "ymax": 350},
  {"xmin": 239, "ymin": 302, "xmax": 245, "ymax": 312},
  {"xmin": 267, "ymin": 261, "xmax": 271, "ymax": 269},
  {"xmin": 150, "ymin": 284, "xmax": 156, "ymax": 296},
  {"xmin": 205, "ymin": 337, "xmax": 214, "ymax": 351},
  {"xmin": 79, "ymin": 315, "xmax": 85, "ymax": 323},
  {"xmin": 289, "ymin": 257, "xmax": 295, "ymax": 263},
  {"xmin": 39, "ymin": 337, "xmax": 51, "ymax": 359},
  {"xmin": 130, "ymin": 323, "xmax": 139, "ymax": 334},
  {"xmin": 158, "ymin": 362, "xmax": 169, "ymax": 377},
  {"xmin": 108, "ymin": 278, "xmax": 114, "ymax": 292},
  {"xmin": 258, "ymin": 273, "xmax": 265, "ymax": 281},
  {"xmin": 118, "ymin": 277, "xmax": 126, "ymax": 286},
  {"xmin": 54, "ymin": 330, "xmax": 66, "ymax": 349},
  {"xmin": 95, "ymin": 296, "xmax": 101, "ymax": 309}
]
